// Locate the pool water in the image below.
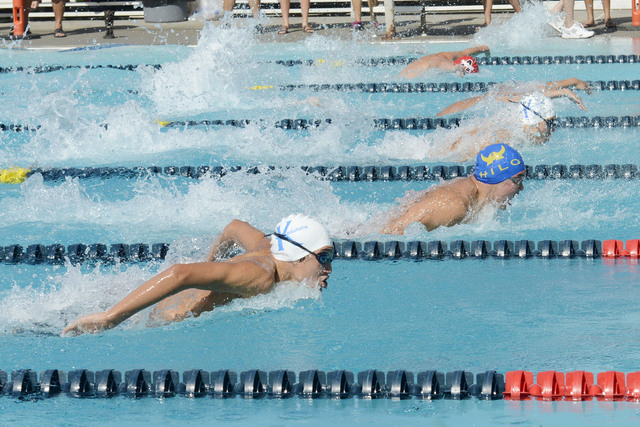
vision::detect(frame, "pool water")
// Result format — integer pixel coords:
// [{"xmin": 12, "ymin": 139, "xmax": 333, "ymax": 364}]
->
[{"xmin": 1, "ymin": 3, "xmax": 640, "ymax": 423}]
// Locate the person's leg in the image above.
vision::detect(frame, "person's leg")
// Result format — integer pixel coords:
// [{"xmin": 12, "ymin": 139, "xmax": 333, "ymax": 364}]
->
[
  {"xmin": 248, "ymin": 0, "xmax": 260, "ymax": 18},
  {"xmin": 279, "ymin": 0, "xmax": 290, "ymax": 32},
  {"xmin": 508, "ymin": 0, "xmax": 521, "ymax": 13},
  {"xmin": 564, "ymin": 0, "xmax": 575, "ymax": 28},
  {"xmin": 603, "ymin": 0, "xmax": 615, "ymax": 27},
  {"xmin": 352, "ymin": 0, "xmax": 362, "ymax": 22},
  {"xmin": 551, "ymin": 0, "xmax": 564, "ymax": 15},
  {"xmin": 52, "ymin": 0, "xmax": 66, "ymax": 36},
  {"xmin": 301, "ymin": 0, "xmax": 311, "ymax": 31},
  {"xmin": 223, "ymin": 0, "xmax": 235, "ymax": 11},
  {"xmin": 482, "ymin": 0, "xmax": 493, "ymax": 25},
  {"xmin": 583, "ymin": 0, "xmax": 594, "ymax": 26}
]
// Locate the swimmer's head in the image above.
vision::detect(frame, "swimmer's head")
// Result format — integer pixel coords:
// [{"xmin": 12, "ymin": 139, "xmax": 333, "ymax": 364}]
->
[
  {"xmin": 519, "ymin": 94, "xmax": 556, "ymax": 125},
  {"xmin": 270, "ymin": 214, "xmax": 333, "ymax": 289},
  {"xmin": 474, "ymin": 144, "xmax": 525, "ymax": 184},
  {"xmin": 453, "ymin": 56, "xmax": 479, "ymax": 75},
  {"xmin": 519, "ymin": 94, "xmax": 557, "ymax": 143},
  {"xmin": 270, "ymin": 214, "xmax": 332, "ymax": 262}
]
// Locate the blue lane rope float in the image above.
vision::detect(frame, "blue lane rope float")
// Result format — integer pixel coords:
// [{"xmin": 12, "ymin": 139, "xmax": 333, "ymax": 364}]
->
[
  {"xmin": 4, "ymin": 113, "xmax": 638, "ymax": 133},
  {"xmin": 1, "ymin": 368, "xmax": 639, "ymax": 401},
  {"xmin": 2, "ymin": 239, "xmax": 639, "ymax": 264},
  {"xmin": 0, "ymin": 54, "xmax": 636, "ymax": 75},
  {"xmin": 2, "ymin": 163, "xmax": 638, "ymax": 185}
]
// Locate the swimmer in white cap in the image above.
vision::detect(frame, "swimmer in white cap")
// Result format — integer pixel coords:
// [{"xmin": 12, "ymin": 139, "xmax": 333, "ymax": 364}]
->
[
  {"xmin": 431, "ymin": 78, "xmax": 590, "ymax": 160},
  {"xmin": 399, "ymin": 45, "xmax": 490, "ymax": 79},
  {"xmin": 381, "ymin": 144, "xmax": 526, "ymax": 234},
  {"xmin": 62, "ymin": 214, "xmax": 333, "ymax": 336}
]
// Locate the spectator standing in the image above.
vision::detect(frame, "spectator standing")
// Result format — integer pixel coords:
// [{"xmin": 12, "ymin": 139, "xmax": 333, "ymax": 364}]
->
[
  {"xmin": 279, "ymin": 0, "xmax": 312, "ymax": 34},
  {"xmin": 223, "ymin": 0, "xmax": 261, "ymax": 18},
  {"xmin": 583, "ymin": 0, "xmax": 615, "ymax": 28},
  {"xmin": 481, "ymin": 0, "xmax": 521, "ymax": 27},
  {"xmin": 17, "ymin": 0, "xmax": 66, "ymax": 37},
  {"xmin": 547, "ymin": 0, "xmax": 594, "ymax": 38}
]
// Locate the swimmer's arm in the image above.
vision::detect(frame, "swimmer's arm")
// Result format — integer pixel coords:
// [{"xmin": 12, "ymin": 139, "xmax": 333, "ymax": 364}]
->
[
  {"xmin": 456, "ymin": 45, "xmax": 490, "ymax": 58},
  {"xmin": 543, "ymin": 78, "xmax": 592, "ymax": 93},
  {"xmin": 207, "ymin": 219, "xmax": 267, "ymax": 261},
  {"xmin": 437, "ymin": 95, "xmax": 486, "ymax": 116},
  {"xmin": 542, "ymin": 88, "xmax": 587, "ymax": 110},
  {"xmin": 398, "ymin": 58, "xmax": 430, "ymax": 79},
  {"xmin": 62, "ymin": 260, "xmax": 272, "ymax": 336}
]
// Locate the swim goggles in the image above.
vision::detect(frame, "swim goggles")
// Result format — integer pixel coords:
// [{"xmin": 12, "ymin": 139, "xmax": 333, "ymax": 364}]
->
[
  {"xmin": 269, "ymin": 233, "xmax": 334, "ymax": 265},
  {"xmin": 509, "ymin": 174, "xmax": 524, "ymax": 186}
]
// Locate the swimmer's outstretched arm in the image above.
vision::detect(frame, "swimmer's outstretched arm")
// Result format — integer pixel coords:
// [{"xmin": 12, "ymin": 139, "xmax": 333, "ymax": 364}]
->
[
  {"xmin": 207, "ymin": 219, "xmax": 269, "ymax": 261},
  {"xmin": 541, "ymin": 88, "xmax": 587, "ymax": 110},
  {"xmin": 436, "ymin": 95, "xmax": 488, "ymax": 116},
  {"xmin": 543, "ymin": 78, "xmax": 592, "ymax": 93},
  {"xmin": 61, "ymin": 258, "xmax": 273, "ymax": 336},
  {"xmin": 455, "ymin": 45, "xmax": 490, "ymax": 58}
]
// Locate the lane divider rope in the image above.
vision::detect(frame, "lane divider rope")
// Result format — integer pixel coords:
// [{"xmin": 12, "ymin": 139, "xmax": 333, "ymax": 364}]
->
[
  {"xmin": 270, "ymin": 54, "xmax": 640, "ymax": 67},
  {"xmin": 250, "ymin": 79, "xmax": 639, "ymax": 93},
  {"xmin": 1, "ymin": 368, "xmax": 639, "ymax": 401},
  {"xmin": 4, "ymin": 113, "xmax": 639, "ymax": 133},
  {"xmin": 1, "ymin": 54, "xmax": 635, "ymax": 74},
  {"xmin": 0, "ymin": 64, "xmax": 162, "ymax": 74},
  {"xmin": 2, "ymin": 239, "xmax": 638, "ymax": 264},
  {"xmin": 1, "ymin": 163, "xmax": 638, "ymax": 184}
]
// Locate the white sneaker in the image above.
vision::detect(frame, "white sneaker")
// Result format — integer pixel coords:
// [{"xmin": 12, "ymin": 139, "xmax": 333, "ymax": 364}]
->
[
  {"xmin": 561, "ymin": 22, "xmax": 595, "ymax": 39},
  {"xmin": 546, "ymin": 12, "xmax": 564, "ymax": 33}
]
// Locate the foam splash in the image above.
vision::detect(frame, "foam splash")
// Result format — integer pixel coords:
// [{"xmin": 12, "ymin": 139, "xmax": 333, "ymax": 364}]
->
[
  {"xmin": 0, "ymin": 262, "xmax": 322, "ymax": 336},
  {"xmin": 473, "ymin": 1, "xmax": 558, "ymax": 51}
]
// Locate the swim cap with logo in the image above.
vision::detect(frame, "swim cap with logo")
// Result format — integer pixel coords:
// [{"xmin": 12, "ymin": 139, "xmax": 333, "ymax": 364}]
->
[
  {"xmin": 519, "ymin": 94, "xmax": 555, "ymax": 126},
  {"xmin": 474, "ymin": 144, "xmax": 525, "ymax": 184},
  {"xmin": 270, "ymin": 214, "xmax": 331, "ymax": 261},
  {"xmin": 453, "ymin": 56, "xmax": 479, "ymax": 74}
]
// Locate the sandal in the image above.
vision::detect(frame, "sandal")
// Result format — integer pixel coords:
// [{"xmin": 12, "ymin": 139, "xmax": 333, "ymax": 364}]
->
[
  {"xmin": 278, "ymin": 25, "xmax": 288, "ymax": 35},
  {"xmin": 302, "ymin": 24, "xmax": 314, "ymax": 34},
  {"xmin": 605, "ymin": 19, "xmax": 617, "ymax": 29},
  {"xmin": 351, "ymin": 21, "xmax": 364, "ymax": 31},
  {"xmin": 54, "ymin": 27, "xmax": 66, "ymax": 38}
]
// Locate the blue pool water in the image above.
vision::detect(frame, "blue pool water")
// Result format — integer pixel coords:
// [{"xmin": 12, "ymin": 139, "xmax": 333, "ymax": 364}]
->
[{"xmin": 2, "ymin": 3, "xmax": 640, "ymax": 423}]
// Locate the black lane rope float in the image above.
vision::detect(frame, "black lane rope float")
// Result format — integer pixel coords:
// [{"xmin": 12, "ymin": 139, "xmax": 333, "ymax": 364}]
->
[
  {"xmin": 1, "ymin": 53, "xmax": 637, "ymax": 75},
  {"xmin": 1, "ymin": 368, "xmax": 639, "ymax": 401},
  {"xmin": 3, "ymin": 113, "xmax": 638, "ymax": 134},
  {"xmin": 2, "ymin": 239, "xmax": 638, "ymax": 265},
  {"xmin": 2, "ymin": 162, "xmax": 639, "ymax": 185}
]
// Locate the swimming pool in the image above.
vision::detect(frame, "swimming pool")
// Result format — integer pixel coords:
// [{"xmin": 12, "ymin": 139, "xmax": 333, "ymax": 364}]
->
[{"xmin": 2, "ymin": 5, "xmax": 640, "ymax": 423}]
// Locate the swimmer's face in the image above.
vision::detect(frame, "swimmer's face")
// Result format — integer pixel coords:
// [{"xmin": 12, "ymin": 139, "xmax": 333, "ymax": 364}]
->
[
  {"xmin": 455, "ymin": 63, "xmax": 468, "ymax": 77},
  {"xmin": 524, "ymin": 116, "xmax": 556, "ymax": 144},
  {"xmin": 293, "ymin": 246, "xmax": 333, "ymax": 289},
  {"xmin": 492, "ymin": 171, "xmax": 525, "ymax": 208}
]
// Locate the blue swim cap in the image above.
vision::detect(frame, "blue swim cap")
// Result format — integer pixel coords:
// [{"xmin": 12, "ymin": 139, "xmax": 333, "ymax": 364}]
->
[{"xmin": 474, "ymin": 144, "xmax": 525, "ymax": 184}]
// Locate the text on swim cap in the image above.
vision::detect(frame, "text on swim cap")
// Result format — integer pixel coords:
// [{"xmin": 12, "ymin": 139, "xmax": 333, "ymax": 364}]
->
[
  {"xmin": 275, "ymin": 221, "xmax": 309, "ymax": 251},
  {"xmin": 477, "ymin": 158, "xmax": 522, "ymax": 178}
]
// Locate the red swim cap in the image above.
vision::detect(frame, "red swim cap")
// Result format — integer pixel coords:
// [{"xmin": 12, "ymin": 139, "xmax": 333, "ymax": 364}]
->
[{"xmin": 453, "ymin": 55, "xmax": 479, "ymax": 74}]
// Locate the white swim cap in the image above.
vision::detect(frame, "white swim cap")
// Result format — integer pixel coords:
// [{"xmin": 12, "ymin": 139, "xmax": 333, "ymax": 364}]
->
[
  {"xmin": 270, "ymin": 214, "xmax": 331, "ymax": 261},
  {"xmin": 519, "ymin": 94, "xmax": 556, "ymax": 126}
]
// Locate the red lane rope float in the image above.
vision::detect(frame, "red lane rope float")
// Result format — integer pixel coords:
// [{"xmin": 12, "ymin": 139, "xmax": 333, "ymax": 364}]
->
[
  {"xmin": 602, "ymin": 239, "xmax": 640, "ymax": 258},
  {"xmin": 504, "ymin": 371, "xmax": 640, "ymax": 401}
]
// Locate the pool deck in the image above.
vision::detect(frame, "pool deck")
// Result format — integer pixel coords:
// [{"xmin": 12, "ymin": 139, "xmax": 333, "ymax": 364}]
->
[{"xmin": 1, "ymin": 9, "xmax": 639, "ymax": 48}]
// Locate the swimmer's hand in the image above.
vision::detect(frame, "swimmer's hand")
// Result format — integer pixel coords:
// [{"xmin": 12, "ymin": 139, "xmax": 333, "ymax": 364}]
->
[
  {"xmin": 573, "ymin": 79, "xmax": 592, "ymax": 94},
  {"xmin": 62, "ymin": 311, "xmax": 116, "ymax": 336}
]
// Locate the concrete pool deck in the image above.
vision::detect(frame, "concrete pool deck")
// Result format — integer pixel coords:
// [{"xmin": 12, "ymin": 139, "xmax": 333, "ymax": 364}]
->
[{"xmin": 1, "ymin": 8, "xmax": 639, "ymax": 49}]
